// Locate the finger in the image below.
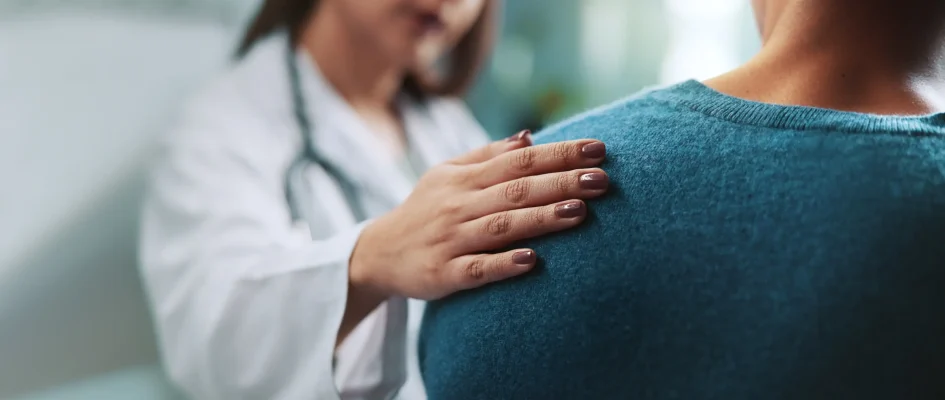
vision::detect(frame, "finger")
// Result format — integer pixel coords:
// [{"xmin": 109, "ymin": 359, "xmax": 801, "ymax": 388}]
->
[
  {"xmin": 470, "ymin": 139, "xmax": 606, "ymax": 188},
  {"xmin": 447, "ymin": 249, "xmax": 537, "ymax": 292},
  {"xmin": 448, "ymin": 130, "xmax": 532, "ymax": 165},
  {"xmin": 464, "ymin": 168, "xmax": 609, "ymax": 218},
  {"xmin": 457, "ymin": 200, "xmax": 587, "ymax": 253}
]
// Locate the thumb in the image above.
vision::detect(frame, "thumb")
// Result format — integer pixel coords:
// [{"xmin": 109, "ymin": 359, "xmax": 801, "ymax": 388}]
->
[{"xmin": 449, "ymin": 130, "xmax": 532, "ymax": 165}]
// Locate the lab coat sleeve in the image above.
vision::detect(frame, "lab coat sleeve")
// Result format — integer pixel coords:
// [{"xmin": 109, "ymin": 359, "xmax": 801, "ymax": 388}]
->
[{"xmin": 139, "ymin": 102, "xmax": 365, "ymax": 400}]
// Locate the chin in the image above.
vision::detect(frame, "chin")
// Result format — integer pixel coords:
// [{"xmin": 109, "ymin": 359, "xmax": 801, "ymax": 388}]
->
[
  {"xmin": 381, "ymin": 39, "xmax": 428, "ymax": 66},
  {"xmin": 415, "ymin": 41, "xmax": 447, "ymax": 67}
]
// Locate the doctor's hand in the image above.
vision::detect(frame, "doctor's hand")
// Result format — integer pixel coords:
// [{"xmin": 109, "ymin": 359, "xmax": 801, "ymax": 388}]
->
[{"xmin": 351, "ymin": 131, "xmax": 609, "ymax": 302}]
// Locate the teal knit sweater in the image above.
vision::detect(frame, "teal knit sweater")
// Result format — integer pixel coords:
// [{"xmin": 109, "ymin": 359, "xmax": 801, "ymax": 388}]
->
[{"xmin": 419, "ymin": 81, "xmax": 945, "ymax": 400}]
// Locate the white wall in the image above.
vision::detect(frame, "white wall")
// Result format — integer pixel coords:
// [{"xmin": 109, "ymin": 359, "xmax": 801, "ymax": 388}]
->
[{"xmin": 0, "ymin": 10, "xmax": 237, "ymax": 397}]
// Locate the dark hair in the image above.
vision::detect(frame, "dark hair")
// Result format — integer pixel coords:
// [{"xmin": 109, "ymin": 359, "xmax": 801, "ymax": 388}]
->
[{"xmin": 236, "ymin": 0, "xmax": 497, "ymax": 97}]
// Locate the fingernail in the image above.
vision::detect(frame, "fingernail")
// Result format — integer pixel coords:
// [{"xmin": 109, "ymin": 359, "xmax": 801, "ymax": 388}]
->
[
  {"xmin": 579, "ymin": 172, "xmax": 609, "ymax": 190},
  {"xmin": 581, "ymin": 142, "xmax": 606, "ymax": 159},
  {"xmin": 555, "ymin": 201, "xmax": 585, "ymax": 218},
  {"xmin": 505, "ymin": 129, "xmax": 531, "ymax": 142},
  {"xmin": 512, "ymin": 250, "xmax": 536, "ymax": 265}
]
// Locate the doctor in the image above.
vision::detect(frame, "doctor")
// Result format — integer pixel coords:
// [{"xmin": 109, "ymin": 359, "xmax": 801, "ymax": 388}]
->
[{"xmin": 140, "ymin": 0, "xmax": 610, "ymax": 399}]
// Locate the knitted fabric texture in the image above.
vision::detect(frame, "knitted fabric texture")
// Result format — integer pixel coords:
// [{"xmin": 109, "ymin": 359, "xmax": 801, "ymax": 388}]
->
[{"xmin": 419, "ymin": 81, "xmax": 945, "ymax": 400}]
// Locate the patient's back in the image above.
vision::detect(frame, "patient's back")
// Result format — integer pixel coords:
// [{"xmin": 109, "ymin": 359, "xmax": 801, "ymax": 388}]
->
[{"xmin": 419, "ymin": 81, "xmax": 945, "ymax": 400}]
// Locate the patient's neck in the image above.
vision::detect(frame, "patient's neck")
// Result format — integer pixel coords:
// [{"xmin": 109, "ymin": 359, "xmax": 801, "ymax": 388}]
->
[{"xmin": 706, "ymin": 1, "xmax": 945, "ymax": 115}]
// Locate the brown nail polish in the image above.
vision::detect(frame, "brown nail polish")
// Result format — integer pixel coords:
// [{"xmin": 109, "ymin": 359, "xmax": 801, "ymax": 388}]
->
[
  {"xmin": 579, "ymin": 172, "xmax": 609, "ymax": 190},
  {"xmin": 512, "ymin": 250, "xmax": 536, "ymax": 265},
  {"xmin": 555, "ymin": 201, "xmax": 585, "ymax": 218},
  {"xmin": 581, "ymin": 142, "xmax": 606, "ymax": 159},
  {"xmin": 506, "ymin": 129, "xmax": 531, "ymax": 142}
]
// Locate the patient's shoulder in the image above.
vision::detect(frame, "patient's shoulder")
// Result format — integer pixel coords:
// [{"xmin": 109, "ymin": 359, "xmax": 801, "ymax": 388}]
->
[{"xmin": 531, "ymin": 83, "xmax": 696, "ymax": 148}]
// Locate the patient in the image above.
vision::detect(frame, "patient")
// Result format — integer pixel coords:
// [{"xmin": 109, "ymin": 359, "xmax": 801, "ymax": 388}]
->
[{"xmin": 419, "ymin": 0, "xmax": 945, "ymax": 399}]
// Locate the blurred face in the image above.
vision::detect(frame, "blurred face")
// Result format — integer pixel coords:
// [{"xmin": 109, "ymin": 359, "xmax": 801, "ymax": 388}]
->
[{"xmin": 324, "ymin": 0, "xmax": 487, "ymax": 70}]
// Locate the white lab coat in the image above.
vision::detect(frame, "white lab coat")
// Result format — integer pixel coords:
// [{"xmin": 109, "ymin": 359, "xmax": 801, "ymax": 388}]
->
[{"xmin": 139, "ymin": 32, "xmax": 489, "ymax": 400}]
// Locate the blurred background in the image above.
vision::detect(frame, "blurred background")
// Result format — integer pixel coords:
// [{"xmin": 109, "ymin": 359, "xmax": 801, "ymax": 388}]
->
[{"xmin": 0, "ymin": 0, "xmax": 759, "ymax": 398}]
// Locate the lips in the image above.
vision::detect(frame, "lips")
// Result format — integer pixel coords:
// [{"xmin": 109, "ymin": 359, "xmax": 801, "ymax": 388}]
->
[{"xmin": 414, "ymin": 11, "xmax": 446, "ymax": 35}]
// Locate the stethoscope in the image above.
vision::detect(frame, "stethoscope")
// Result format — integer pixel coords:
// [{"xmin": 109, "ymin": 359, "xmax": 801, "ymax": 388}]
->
[
  {"xmin": 283, "ymin": 44, "xmax": 461, "ymax": 229},
  {"xmin": 284, "ymin": 44, "xmax": 370, "ymax": 224}
]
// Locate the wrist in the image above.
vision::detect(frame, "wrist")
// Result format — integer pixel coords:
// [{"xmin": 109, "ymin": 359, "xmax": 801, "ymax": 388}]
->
[
  {"xmin": 338, "ymin": 220, "xmax": 392, "ymax": 346},
  {"xmin": 349, "ymin": 220, "xmax": 389, "ymax": 298}
]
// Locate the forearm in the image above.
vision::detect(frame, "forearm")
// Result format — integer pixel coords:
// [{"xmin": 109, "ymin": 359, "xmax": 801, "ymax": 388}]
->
[
  {"xmin": 336, "ymin": 275, "xmax": 388, "ymax": 348},
  {"xmin": 337, "ymin": 221, "xmax": 390, "ymax": 347}
]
